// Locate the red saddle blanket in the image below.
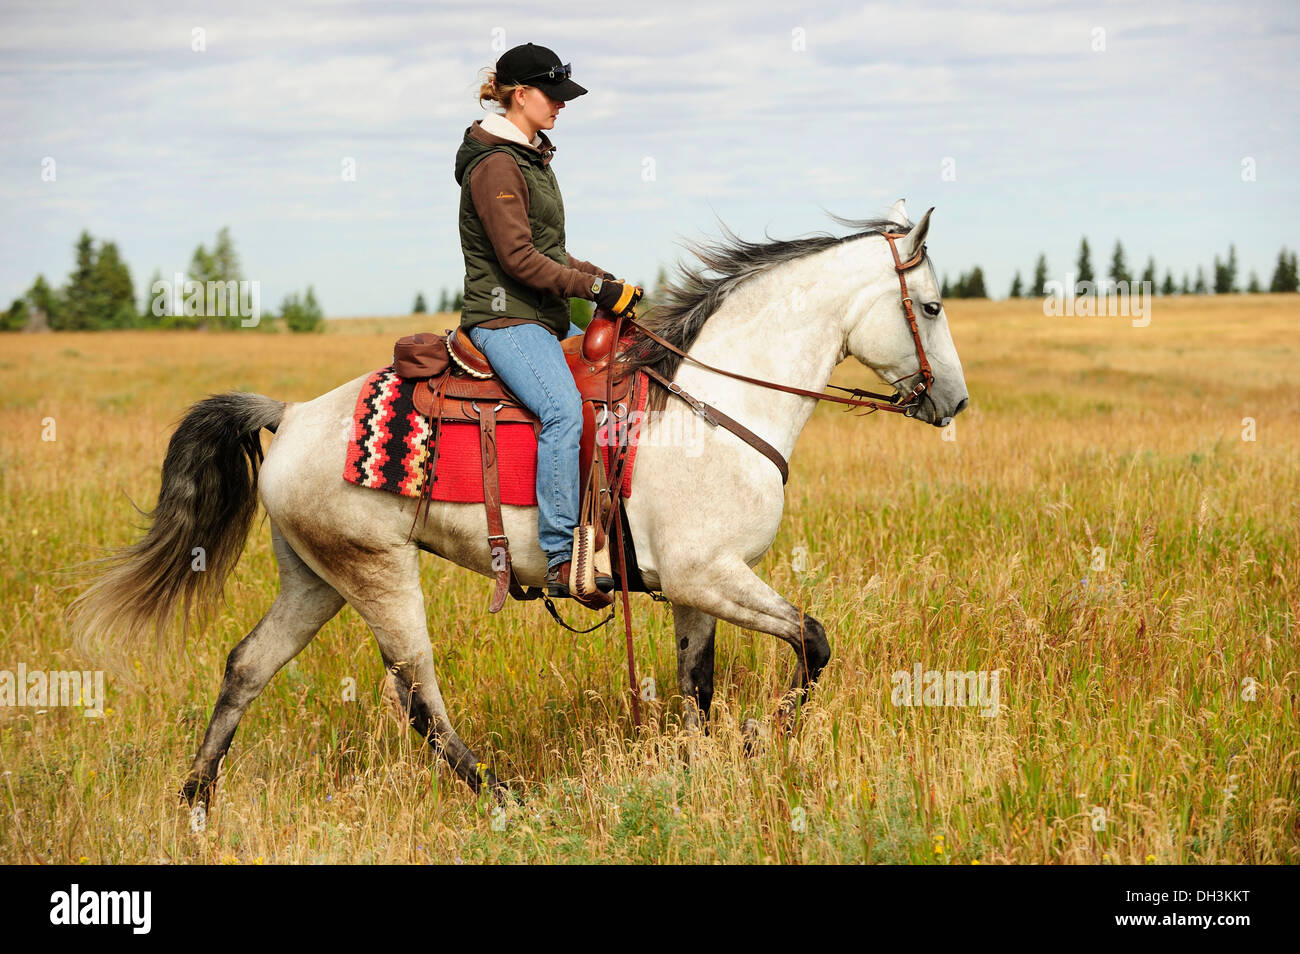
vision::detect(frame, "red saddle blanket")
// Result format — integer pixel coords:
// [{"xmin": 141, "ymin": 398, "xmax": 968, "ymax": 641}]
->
[{"xmin": 343, "ymin": 367, "xmax": 646, "ymax": 504}]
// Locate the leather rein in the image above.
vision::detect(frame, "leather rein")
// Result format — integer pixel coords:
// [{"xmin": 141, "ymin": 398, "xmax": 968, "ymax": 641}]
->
[{"xmin": 621, "ymin": 231, "xmax": 934, "ymax": 483}]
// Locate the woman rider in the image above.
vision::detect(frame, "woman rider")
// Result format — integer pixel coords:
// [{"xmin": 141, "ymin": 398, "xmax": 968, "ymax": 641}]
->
[{"xmin": 455, "ymin": 42, "xmax": 641, "ymax": 601}]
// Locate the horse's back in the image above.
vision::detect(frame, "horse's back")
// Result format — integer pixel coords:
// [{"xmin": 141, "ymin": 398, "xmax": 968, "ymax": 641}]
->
[{"xmin": 259, "ymin": 373, "xmax": 371, "ymax": 528}]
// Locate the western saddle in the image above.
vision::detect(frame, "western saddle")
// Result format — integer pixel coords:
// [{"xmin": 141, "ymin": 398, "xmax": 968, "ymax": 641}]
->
[{"xmin": 404, "ymin": 309, "xmax": 639, "ymax": 614}]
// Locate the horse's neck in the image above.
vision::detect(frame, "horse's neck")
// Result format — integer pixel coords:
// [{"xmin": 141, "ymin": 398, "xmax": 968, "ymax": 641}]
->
[{"xmin": 672, "ymin": 256, "xmax": 861, "ymax": 461}]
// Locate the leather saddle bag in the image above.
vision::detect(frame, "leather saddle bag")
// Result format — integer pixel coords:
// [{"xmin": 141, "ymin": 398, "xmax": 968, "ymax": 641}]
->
[{"xmin": 393, "ymin": 332, "xmax": 451, "ymax": 379}]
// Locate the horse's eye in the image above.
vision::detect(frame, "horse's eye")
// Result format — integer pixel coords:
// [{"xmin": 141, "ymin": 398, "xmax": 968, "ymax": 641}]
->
[{"xmin": 923, "ymin": 302, "xmax": 941, "ymax": 318}]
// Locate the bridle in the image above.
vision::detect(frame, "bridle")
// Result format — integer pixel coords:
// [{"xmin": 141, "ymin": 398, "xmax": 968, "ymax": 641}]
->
[
  {"xmin": 877, "ymin": 231, "xmax": 934, "ymax": 412},
  {"xmin": 624, "ymin": 229, "xmax": 936, "ymax": 422}
]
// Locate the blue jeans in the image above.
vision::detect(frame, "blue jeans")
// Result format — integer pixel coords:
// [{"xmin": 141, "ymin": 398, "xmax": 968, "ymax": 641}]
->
[{"xmin": 469, "ymin": 321, "xmax": 584, "ymax": 570}]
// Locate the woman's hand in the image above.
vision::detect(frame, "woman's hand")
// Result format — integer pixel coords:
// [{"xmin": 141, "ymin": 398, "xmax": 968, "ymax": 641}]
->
[{"xmin": 595, "ymin": 279, "xmax": 643, "ymax": 317}]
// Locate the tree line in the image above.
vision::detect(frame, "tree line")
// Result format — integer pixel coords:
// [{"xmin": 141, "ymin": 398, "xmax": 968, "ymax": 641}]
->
[
  {"xmin": 994, "ymin": 239, "xmax": 1299, "ymax": 300},
  {"xmin": 2, "ymin": 228, "xmax": 324, "ymax": 332}
]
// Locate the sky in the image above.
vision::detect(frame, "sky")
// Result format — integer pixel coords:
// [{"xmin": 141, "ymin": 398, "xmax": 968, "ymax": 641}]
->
[{"xmin": 1, "ymin": 0, "xmax": 1298, "ymax": 317}]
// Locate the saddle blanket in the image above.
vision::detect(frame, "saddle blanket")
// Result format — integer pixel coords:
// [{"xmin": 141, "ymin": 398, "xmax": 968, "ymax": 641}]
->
[{"xmin": 343, "ymin": 366, "xmax": 647, "ymax": 504}]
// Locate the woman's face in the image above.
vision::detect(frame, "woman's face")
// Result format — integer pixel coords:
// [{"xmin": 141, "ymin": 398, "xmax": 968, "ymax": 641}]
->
[{"xmin": 513, "ymin": 85, "xmax": 563, "ymax": 132}]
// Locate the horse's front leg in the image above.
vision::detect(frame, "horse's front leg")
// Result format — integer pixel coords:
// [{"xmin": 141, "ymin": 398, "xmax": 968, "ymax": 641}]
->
[
  {"xmin": 672, "ymin": 603, "xmax": 717, "ymax": 733},
  {"xmin": 664, "ymin": 556, "xmax": 830, "ymax": 747}
]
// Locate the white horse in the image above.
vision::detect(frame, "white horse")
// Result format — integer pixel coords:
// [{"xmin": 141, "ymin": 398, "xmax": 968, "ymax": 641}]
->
[{"xmin": 70, "ymin": 200, "xmax": 968, "ymax": 805}]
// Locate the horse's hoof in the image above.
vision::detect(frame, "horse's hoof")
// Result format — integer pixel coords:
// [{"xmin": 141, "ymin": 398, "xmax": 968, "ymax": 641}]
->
[
  {"xmin": 491, "ymin": 780, "xmax": 521, "ymax": 807},
  {"xmin": 179, "ymin": 776, "xmax": 207, "ymax": 808}
]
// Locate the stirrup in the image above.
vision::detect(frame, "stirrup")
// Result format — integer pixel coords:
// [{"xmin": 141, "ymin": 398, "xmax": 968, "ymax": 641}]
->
[{"xmin": 571, "ymin": 525, "xmax": 615, "ymax": 598}]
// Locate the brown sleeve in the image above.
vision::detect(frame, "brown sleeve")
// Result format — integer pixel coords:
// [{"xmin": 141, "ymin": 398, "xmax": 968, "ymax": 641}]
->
[
  {"xmin": 469, "ymin": 153, "xmax": 599, "ymax": 299},
  {"xmin": 566, "ymin": 253, "xmax": 609, "ymax": 279}
]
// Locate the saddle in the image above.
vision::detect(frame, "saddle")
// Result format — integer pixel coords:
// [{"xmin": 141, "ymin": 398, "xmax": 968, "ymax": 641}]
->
[{"xmin": 399, "ymin": 309, "xmax": 640, "ymax": 613}]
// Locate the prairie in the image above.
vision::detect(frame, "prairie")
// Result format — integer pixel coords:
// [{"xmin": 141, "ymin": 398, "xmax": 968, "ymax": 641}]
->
[{"xmin": 0, "ymin": 294, "xmax": 1295, "ymax": 864}]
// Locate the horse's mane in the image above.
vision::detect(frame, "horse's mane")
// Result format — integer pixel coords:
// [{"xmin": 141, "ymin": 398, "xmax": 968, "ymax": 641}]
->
[{"xmin": 621, "ymin": 213, "xmax": 915, "ymax": 414}]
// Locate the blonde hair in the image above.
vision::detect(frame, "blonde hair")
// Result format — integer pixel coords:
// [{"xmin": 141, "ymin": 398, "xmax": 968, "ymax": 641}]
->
[{"xmin": 478, "ymin": 68, "xmax": 524, "ymax": 111}]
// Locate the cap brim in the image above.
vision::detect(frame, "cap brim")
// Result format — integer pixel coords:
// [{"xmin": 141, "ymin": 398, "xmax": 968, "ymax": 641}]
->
[{"xmin": 536, "ymin": 78, "xmax": 587, "ymax": 101}]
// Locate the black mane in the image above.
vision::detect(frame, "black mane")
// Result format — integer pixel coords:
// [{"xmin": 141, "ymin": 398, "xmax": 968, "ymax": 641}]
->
[{"xmin": 621, "ymin": 213, "xmax": 914, "ymax": 413}]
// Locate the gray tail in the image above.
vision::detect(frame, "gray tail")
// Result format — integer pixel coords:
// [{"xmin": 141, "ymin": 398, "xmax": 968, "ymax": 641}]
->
[{"xmin": 68, "ymin": 392, "xmax": 285, "ymax": 648}]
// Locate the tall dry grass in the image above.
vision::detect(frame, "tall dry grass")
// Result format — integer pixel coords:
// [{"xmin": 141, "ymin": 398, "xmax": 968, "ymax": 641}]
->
[{"xmin": 0, "ymin": 296, "xmax": 1295, "ymax": 863}]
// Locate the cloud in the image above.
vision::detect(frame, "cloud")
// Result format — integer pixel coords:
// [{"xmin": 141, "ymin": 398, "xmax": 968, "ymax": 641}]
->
[{"xmin": 0, "ymin": 0, "xmax": 1296, "ymax": 314}]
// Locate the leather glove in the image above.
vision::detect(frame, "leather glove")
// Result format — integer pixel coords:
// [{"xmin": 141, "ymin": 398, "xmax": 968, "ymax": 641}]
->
[{"xmin": 595, "ymin": 279, "xmax": 643, "ymax": 317}]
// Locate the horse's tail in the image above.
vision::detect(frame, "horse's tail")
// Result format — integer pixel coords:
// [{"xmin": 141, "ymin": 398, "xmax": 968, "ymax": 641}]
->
[{"xmin": 69, "ymin": 392, "xmax": 285, "ymax": 648}]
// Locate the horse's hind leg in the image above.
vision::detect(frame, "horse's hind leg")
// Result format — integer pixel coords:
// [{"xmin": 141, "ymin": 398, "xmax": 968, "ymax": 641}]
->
[
  {"xmin": 331, "ymin": 546, "xmax": 501, "ymax": 797},
  {"xmin": 182, "ymin": 528, "xmax": 344, "ymax": 809}
]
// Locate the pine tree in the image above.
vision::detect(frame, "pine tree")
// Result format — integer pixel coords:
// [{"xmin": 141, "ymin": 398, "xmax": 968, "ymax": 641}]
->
[
  {"xmin": 437, "ymin": 289, "xmax": 450, "ymax": 312},
  {"xmin": 60, "ymin": 230, "xmax": 98, "ymax": 330},
  {"xmin": 1270, "ymin": 247, "xmax": 1299, "ymax": 292},
  {"xmin": 1194, "ymin": 266, "xmax": 1207, "ymax": 294},
  {"xmin": 1008, "ymin": 272, "xmax": 1023, "ymax": 298},
  {"xmin": 182, "ymin": 242, "xmax": 216, "ymax": 329},
  {"xmin": 1031, "ymin": 254, "xmax": 1049, "ymax": 297},
  {"xmin": 452, "ymin": 290, "xmax": 464, "ymax": 311},
  {"xmin": 179, "ymin": 228, "xmax": 246, "ymax": 328},
  {"xmin": 1247, "ymin": 272, "xmax": 1261, "ymax": 293},
  {"xmin": 941, "ymin": 274, "xmax": 951, "ymax": 298},
  {"xmin": 304, "ymin": 286, "xmax": 323, "ymax": 329},
  {"xmin": 1140, "ymin": 257, "xmax": 1156, "ymax": 287},
  {"xmin": 1160, "ymin": 271, "xmax": 1175, "ymax": 296},
  {"xmin": 1213, "ymin": 244, "xmax": 1238, "ymax": 294},
  {"xmin": 26, "ymin": 274, "xmax": 58, "ymax": 330},
  {"xmin": 91, "ymin": 240, "xmax": 137, "ymax": 328},
  {"xmin": 212, "ymin": 227, "xmax": 240, "ymax": 283},
  {"xmin": 964, "ymin": 266, "xmax": 987, "ymax": 299},
  {"xmin": 1, "ymin": 298, "xmax": 26, "ymax": 332},
  {"xmin": 213, "ymin": 228, "xmax": 244, "ymax": 328},
  {"xmin": 413, "ymin": 292, "xmax": 426, "ymax": 314},
  {"xmin": 1108, "ymin": 241, "xmax": 1131, "ymax": 285},
  {"xmin": 1181, "ymin": 272, "xmax": 1190, "ymax": 295},
  {"xmin": 1076, "ymin": 238, "xmax": 1094, "ymax": 284}
]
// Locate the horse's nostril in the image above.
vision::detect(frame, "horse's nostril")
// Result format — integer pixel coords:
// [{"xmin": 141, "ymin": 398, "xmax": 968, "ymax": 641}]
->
[{"xmin": 954, "ymin": 397, "xmax": 969, "ymax": 415}]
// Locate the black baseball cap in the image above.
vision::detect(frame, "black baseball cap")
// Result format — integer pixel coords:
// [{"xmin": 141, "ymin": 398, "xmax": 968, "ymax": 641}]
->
[{"xmin": 495, "ymin": 43, "xmax": 587, "ymax": 101}]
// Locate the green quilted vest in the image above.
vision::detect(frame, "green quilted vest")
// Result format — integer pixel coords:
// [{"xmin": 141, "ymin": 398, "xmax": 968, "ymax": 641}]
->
[{"xmin": 455, "ymin": 126, "xmax": 571, "ymax": 338}]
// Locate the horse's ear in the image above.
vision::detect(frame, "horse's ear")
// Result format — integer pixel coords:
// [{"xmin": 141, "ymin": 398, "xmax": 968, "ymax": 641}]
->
[
  {"xmin": 886, "ymin": 198, "xmax": 910, "ymax": 227},
  {"xmin": 901, "ymin": 207, "xmax": 934, "ymax": 261}
]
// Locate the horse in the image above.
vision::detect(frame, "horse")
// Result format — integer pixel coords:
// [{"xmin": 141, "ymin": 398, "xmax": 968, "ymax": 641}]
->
[{"xmin": 69, "ymin": 199, "xmax": 969, "ymax": 807}]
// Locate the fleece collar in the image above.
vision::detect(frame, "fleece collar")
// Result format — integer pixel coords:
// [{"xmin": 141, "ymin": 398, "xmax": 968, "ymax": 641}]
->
[{"xmin": 480, "ymin": 111, "xmax": 543, "ymax": 149}]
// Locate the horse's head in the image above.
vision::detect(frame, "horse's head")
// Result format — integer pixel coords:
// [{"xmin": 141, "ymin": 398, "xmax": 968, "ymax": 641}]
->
[{"xmin": 842, "ymin": 200, "xmax": 969, "ymax": 427}]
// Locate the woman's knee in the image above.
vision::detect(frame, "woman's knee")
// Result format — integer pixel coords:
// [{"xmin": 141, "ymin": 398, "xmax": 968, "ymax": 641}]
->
[{"xmin": 541, "ymin": 383, "xmax": 582, "ymax": 435}]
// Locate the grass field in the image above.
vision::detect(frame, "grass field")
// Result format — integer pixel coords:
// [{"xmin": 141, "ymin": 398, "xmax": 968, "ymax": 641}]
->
[{"xmin": 1, "ymin": 295, "xmax": 1296, "ymax": 864}]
